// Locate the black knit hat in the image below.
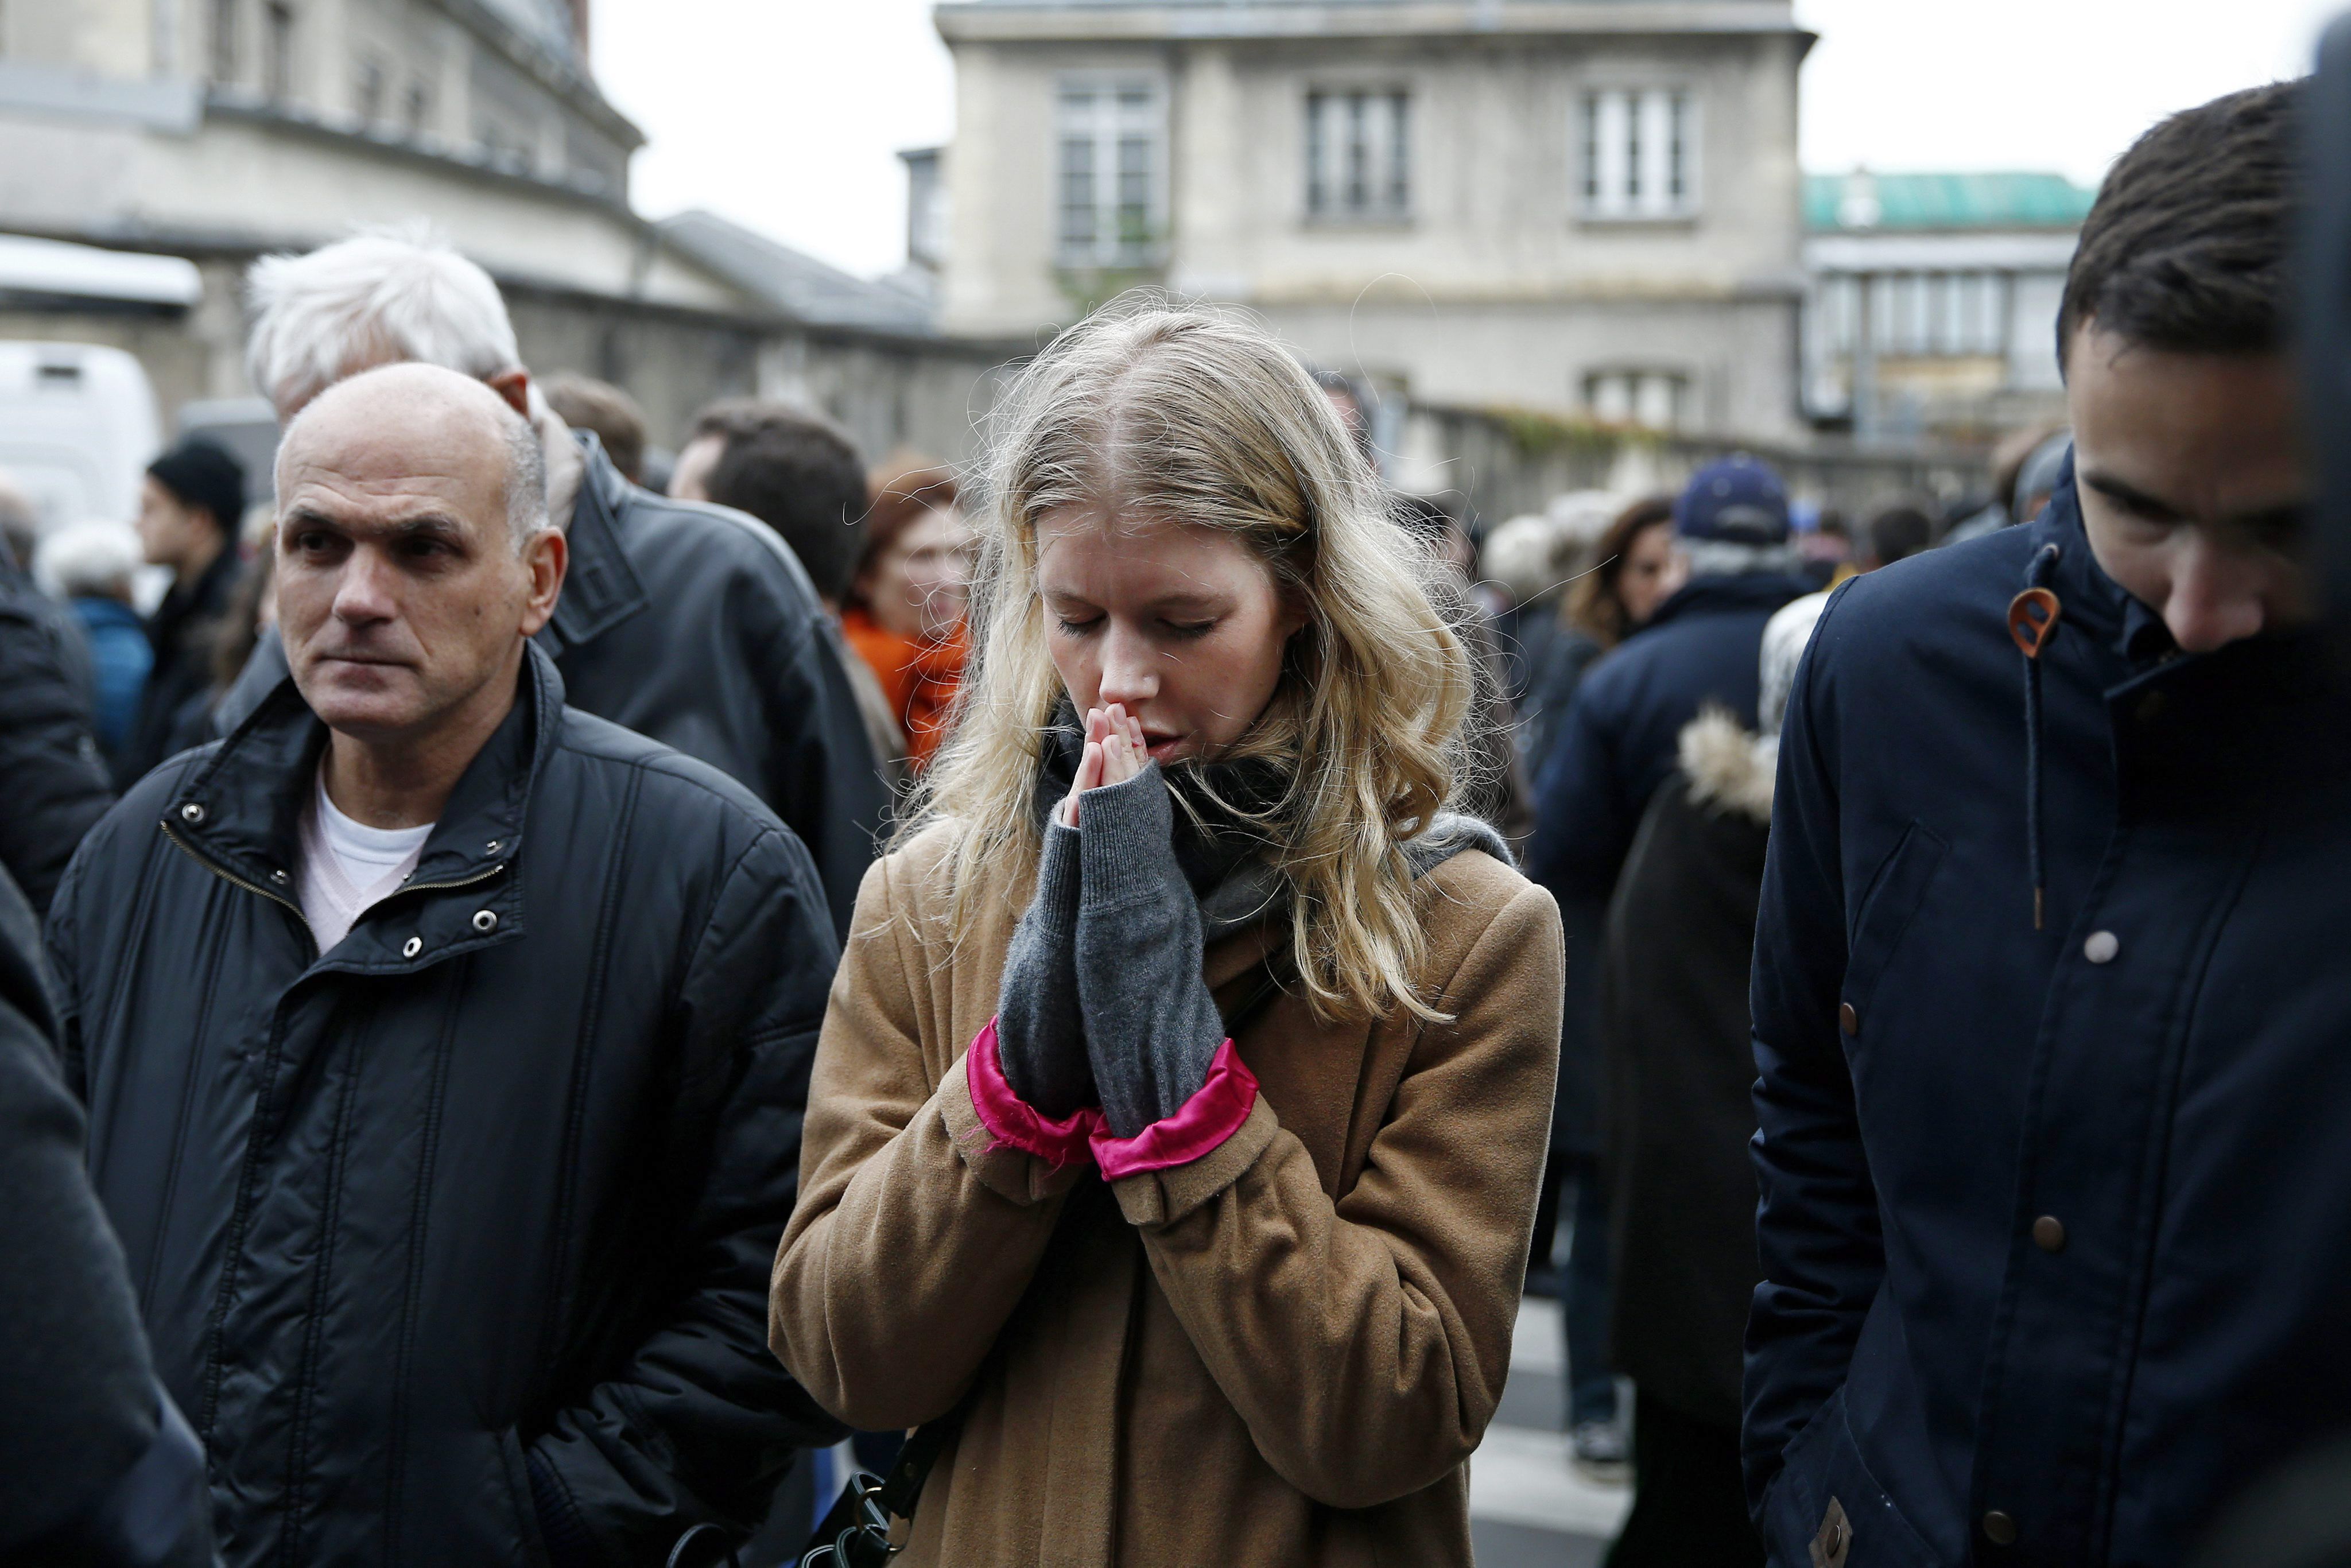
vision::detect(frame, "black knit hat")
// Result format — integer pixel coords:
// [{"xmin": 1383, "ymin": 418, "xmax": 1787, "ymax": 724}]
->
[{"xmin": 146, "ymin": 438, "xmax": 246, "ymax": 535}]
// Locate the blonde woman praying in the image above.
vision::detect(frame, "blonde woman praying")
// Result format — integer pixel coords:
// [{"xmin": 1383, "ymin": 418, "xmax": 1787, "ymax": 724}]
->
[{"xmin": 769, "ymin": 300, "xmax": 1565, "ymax": 1567}]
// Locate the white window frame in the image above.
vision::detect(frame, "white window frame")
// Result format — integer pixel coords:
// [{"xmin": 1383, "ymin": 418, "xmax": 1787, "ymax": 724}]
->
[
  {"xmin": 1584, "ymin": 368, "xmax": 1690, "ymax": 431},
  {"xmin": 1305, "ymin": 86, "xmax": 1413, "ymax": 222},
  {"xmin": 1580, "ymin": 87, "xmax": 1701, "ymax": 221},
  {"xmin": 1054, "ymin": 75, "xmax": 1169, "ymax": 270}
]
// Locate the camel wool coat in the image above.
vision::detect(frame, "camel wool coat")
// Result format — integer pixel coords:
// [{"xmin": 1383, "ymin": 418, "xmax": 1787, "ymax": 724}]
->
[{"xmin": 769, "ymin": 823, "xmax": 1564, "ymax": 1567}]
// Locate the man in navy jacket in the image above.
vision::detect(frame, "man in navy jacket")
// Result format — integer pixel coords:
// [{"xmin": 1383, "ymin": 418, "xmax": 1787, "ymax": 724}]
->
[{"xmin": 1746, "ymin": 81, "xmax": 2348, "ymax": 1567}]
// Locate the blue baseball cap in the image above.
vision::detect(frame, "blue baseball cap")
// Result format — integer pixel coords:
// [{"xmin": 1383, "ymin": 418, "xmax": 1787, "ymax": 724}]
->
[{"xmin": 1675, "ymin": 455, "xmax": 1790, "ymax": 545}]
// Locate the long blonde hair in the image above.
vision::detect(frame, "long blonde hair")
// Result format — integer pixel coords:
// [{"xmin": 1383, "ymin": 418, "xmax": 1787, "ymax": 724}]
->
[{"xmin": 909, "ymin": 297, "xmax": 1477, "ymax": 1024}]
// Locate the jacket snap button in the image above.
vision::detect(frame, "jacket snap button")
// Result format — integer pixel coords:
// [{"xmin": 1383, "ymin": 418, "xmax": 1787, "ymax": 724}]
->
[
  {"xmin": 270, "ymin": 868, "xmax": 289, "ymax": 884},
  {"xmin": 1982, "ymin": 1510, "xmax": 2019, "ymax": 1546},
  {"xmin": 2084, "ymin": 930, "xmax": 2119, "ymax": 964},
  {"xmin": 402, "ymin": 936, "xmax": 423, "ymax": 958},
  {"xmin": 2032, "ymin": 1216, "xmax": 2067, "ymax": 1253},
  {"xmin": 471, "ymin": 910, "xmax": 498, "ymax": 933},
  {"xmin": 179, "ymin": 802, "xmax": 205, "ymax": 824},
  {"xmin": 485, "ymin": 840, "xmax": 502, "ymax": 855},
  {"xmin": 1838, "ymin": 1002, "xmax": 1859, "ymax": 1037}
]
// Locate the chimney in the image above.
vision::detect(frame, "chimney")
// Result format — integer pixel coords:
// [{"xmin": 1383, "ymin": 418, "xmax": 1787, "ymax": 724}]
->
[{"xmin": 566, "ymin": 0, "xmax": 590, "ymax": 57}]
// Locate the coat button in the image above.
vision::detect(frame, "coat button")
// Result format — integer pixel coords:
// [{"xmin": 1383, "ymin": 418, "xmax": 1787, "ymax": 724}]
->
[
  {"xmin": 2084, "ymin": 930, "xmax": 2119, "ymax": 964},
  {"xmin": 471, "ymin": 910, "xmax": 498, "ymax": 933},
  {"xmin": 2032, "ymin": 1216, "xmax": 2067, "ymax": 1253},
  {"xmin": 1983, "ymin": 1510, "xmax": 2019, "ymax": 1546},
  {"xmin": 1838, "ymin": 1002, "xmax": 1859, "ymax": 1037},
  {"xmin": 270, "ymin": 868, "xmax": 289, "ymax": 884},
  {"xmin": 179, "ymin": 802, "xmax": 205, "ymax": 824},
  {"xmin": 402, "ymin": 936, "xmax": 423, "ymax": 958}
]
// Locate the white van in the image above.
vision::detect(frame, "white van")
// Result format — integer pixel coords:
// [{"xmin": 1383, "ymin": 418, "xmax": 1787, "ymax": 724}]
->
[{"xmin": 0, "ymin": 341, "xmax": 164, "ymax": 533}]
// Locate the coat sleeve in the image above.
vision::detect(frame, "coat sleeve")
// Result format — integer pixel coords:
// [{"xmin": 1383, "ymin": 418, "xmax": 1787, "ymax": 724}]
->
[
  {"xmin": 1, "ymin": 865, "xmax": 212, "ymax": 1566},
  {"xmin": 0, "ymin": 597, "xmax": 114, "ymax": 919},
  {"xmin": 768, "ymin": 851, "xmax": 1086, "ymax": 1433},
  {"xmin": 1742, "ymin": 600, "xmax": 1883, "ymax": 1516},
  {"xmin": 522, "ymin": 822, "xmax": 849, "ymax": 1561},
  {"xmin": 1109, "ymin": 882, "xmax": 1564, "ymax": 1511}
]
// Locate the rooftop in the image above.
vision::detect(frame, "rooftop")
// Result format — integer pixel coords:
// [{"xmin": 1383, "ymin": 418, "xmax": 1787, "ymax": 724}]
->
[
  {"xmin": 1806, "ymin": 172, "xmax": 2098, "ymax": 234},
  {"xmin": 657, "ymin": 210, "xmax": 934, "ymax": 335}
]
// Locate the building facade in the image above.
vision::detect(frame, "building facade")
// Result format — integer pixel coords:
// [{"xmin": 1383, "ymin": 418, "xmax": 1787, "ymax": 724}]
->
[
  {"xmin": 0, "ymin": 0, "xmax": 1012, "ymax": 496},
  {"xmin": 932, "ymin": 0, "xmax": 1815, "ymax": 443},
  {"xmin": 1801, "ymin": 170, "xmax": 2095, "ymax": 443}
]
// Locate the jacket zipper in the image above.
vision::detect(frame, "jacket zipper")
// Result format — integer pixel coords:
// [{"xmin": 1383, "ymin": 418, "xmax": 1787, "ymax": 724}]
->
[{"xmin": 159, "ymin": 820, "xmax": 510, "ymax": 936}]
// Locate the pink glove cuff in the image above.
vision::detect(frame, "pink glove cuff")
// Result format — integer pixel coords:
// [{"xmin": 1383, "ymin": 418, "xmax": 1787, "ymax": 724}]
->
[
  {"xmin": 1089, "ymin": 1039, "xmax": 1259, "ymax": 1181},
  {"xmin": 965, "ymin": 1019, "xmax": 1100, "ymax": 1169}
]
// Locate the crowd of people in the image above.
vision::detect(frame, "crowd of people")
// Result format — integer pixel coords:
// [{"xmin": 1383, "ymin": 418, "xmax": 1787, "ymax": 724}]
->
[{"xmin": 0, "ymin": 73, "xmax": 2346, "ymax": 1568}]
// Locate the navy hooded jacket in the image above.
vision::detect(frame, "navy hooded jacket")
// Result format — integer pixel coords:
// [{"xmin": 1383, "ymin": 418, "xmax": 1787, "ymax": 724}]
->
[{"xmin": 1745, "ymin": 474, "xmax": 2351, "ymax": 1566}]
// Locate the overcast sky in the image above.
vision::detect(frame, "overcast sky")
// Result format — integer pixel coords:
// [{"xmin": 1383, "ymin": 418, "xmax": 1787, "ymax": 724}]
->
[{"xmin": 592, "ymin": 0, "xmax": 2344, "ymax": 281}]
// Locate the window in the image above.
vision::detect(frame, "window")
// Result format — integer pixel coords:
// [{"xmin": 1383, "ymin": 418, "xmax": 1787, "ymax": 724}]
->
[
  {"xmin": 209, "ymin": 0, "xmax": 238, "ymax": 82},
  {"xmin": 1834, "ymin": 271, "xmax": 2011, "ymax": 358},
  {"xmin": 1585, "ymin": 370, "xmax": 1689, "ymax": 431},
  {"xmin": 1056, "ymin": 79, "xmax": 1166, "ymax": 269},
  {"xmin": 355, "ymin": 57, "xmax": 385, "ymax": 123},
  {"xmin": 404, "ymin": 80, "xmax": 432, "ymax": 136},
  {"xmin": 261, "ymin": 1, "xmax": 292, "ymax": 102},
  {"xmin": 1581, "ymin": 89, "xmax": 1698, "ymax": 219},
  {"xmin": 1306, "ymin": 89, "xmax": 1411, "ymax": 220}
]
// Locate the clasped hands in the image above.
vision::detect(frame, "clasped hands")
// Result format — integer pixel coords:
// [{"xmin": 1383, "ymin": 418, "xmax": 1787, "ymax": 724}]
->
[
  {"xmin": 1057, "ymin": 704, "xmax": 1151, "ymax": 828},
  {"xmin": 996, "ymin": 701, "xmax": 1227, "ymax": 1139}
]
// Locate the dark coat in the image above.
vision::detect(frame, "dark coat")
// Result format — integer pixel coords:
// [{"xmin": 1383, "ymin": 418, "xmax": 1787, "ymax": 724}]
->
[
  {"xmin": 1601, "ymin": 711, "xmax": 1770, "ymax": 1433},
  {"xmin": 1528, "ymin": 572, "xmax": 1807, "ymax": 1156},
  {"xmin": 47, "ymin": 645, "xmax": 845, "ymax": 1566},
  {"xmin": 218, "ymin": 436, "xmax": 888, "ymax": 938},
  {"xmin": 1745, "ymin": 476, "xmax": 2351, "ymax": 1567},
  {"xmin": 0, "ymin": 556, "xmax": 114, "ymax": 917},
  {"xmin": 118, "ymin": 544, "xmax": 239, "ymax": 787},
  {"xmin": 0, "ymin": 864, "xmax": 211, "ymax": 1565}
]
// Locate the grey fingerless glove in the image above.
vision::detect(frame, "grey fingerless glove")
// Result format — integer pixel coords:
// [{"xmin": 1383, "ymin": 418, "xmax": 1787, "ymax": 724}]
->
[
  {"xmin": 1072, "ymin": 764, "xmax": 1227, "ymax": 1140},
  {"xmin": 995, "ymin": 817, "xmax": 1096, "ymax": 1118}
]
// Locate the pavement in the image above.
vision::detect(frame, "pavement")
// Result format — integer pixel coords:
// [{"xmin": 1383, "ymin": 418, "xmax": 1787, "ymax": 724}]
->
[{"xmin": 1469, "ymin": 1295, "xmax": 1630, "ymax": 1567}]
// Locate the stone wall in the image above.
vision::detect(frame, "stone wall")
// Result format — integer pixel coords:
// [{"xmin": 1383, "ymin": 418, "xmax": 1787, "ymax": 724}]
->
[{"xmin": 1394, "ymin": 400, "xmax": 1984, "ymax": 523}]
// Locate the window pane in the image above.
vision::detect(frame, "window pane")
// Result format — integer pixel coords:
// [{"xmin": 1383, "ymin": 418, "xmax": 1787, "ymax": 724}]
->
[
  {"xmin": 1060, "ymin": 135, "xmax": 1096, "ymax": 254},
  {"xmin": 1118, "ymin": 134, "xmax": 1152, "ymax": 253},
  {"xmin": 1668, "ymin": 92, "xmax": 1689, "ymax": 204},
  {"xmin": 1345, "ymin": 92, "xmax": 1368, "ymax": 212},
  {"xmin": 1387, "ymin": 92, "xmax": 1410, "ymax": 214},
  {"xmin": 1624, "ymin": 92, "xmax": 1642, "ymax": 203},
  {"xmin": 1582, "ymin": 95, "xmax": 1601, "ymax": 205},
  {"xmin": 1306, "ymin": 92, "xmax": 1327, "ymax": 215}
]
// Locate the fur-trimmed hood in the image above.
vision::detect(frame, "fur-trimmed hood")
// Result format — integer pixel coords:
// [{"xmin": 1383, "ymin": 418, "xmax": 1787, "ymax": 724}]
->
[{"xmin": 1678, "ymin": 705, "xmax": 1776, "ymax": 825}]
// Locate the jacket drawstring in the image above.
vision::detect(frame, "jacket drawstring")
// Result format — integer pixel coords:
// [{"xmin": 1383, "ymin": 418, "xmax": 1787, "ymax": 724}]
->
[{"xmin": 2008, "ymin": 545, "xmax": 2063, "ymax": 930}]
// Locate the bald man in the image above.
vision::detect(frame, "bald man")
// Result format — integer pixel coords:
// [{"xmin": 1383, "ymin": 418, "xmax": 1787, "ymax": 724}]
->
[{"xmin": 45, "ymin": 364, "xmax": 845, "ymax": 1565}]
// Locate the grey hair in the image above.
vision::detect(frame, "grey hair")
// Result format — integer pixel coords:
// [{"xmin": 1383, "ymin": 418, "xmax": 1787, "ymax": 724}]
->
[
  {"xmin": 34, "ymin": 519, "xmax": 144, "ymax": 597},
  {"xmin": 245, "ymin": 228, "xmax": 521, "ymax": 413},
  {"xmin": 499, "ymin": 402, "xmax": 549, "ymax": 548}
]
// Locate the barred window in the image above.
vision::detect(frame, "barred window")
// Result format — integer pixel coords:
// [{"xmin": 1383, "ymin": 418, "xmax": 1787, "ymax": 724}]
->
[
  {"xmin": 1306, "ymin": 89, "xmax": 1411, "ymax": 220},
  {"xmin": 1581, "ymin": 89, "xmax": 1700, "ymax": 219}
]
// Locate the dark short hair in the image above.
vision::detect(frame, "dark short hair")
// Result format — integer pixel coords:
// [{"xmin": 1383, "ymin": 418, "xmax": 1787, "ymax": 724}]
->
[
  {"xmin": 1865, "ymin": 503, "xmax": 1934, "ymax": 568},
  {"xmin": 147, "ymin": 437, "xmax": 246, "ymax": 536},
  {"xmin": 2059, "ymin": 80, "xmax": 2300, "ymax": 369},
  {"xmin": 701, "ymin": 405, "xmax": 868, "ymax": 604},
  {"xmin": 541, "ymin": 374, "xmax": 647, "ymax": 484}
]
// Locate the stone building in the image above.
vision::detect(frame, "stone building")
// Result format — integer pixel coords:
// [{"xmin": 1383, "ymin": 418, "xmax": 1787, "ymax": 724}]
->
[
  {"xmin": 1801, "ymin": 169, "xmax": 2095, "ymax": 443},
  {"xmin": 0, "ymin": 0, "xmax": 1014, "ymax": 486},
  {"xmin": 929, "ymin": 0, "xmax": 1817, "ymax": 443}
]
